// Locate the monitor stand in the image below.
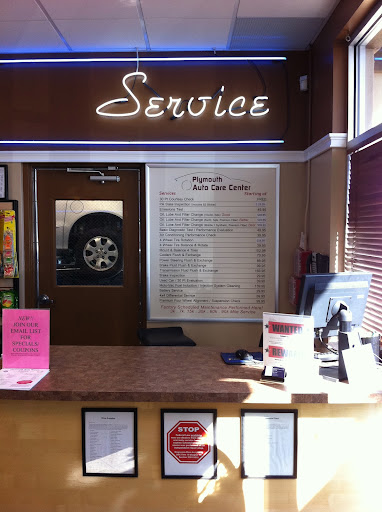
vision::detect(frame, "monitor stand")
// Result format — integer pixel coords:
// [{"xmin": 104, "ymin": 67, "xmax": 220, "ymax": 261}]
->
[
  {"xmin": 319, "ymin": 365, "xmax": 339, "ymax": 381},
  {"xmin": 322, "ymin": 304, "xmax": 357, "ymax": 381}
]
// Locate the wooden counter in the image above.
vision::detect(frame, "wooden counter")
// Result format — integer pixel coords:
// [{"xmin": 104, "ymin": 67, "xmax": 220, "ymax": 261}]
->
[
  {"xmin": 1, "ymin": 346, "xmax": 382, "ymax": 512},
  {"xmin": 1, "ymin": 345, "xmax": 381, "ymax": 404}
]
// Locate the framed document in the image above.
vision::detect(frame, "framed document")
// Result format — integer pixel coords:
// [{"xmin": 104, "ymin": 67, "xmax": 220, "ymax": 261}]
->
[
  {"xmin": 82, "ymin": 408, "xmax": 137, "ymax": 477},
  {"xmin": 0, "ymin": 165, "xmax": 8, "ymax": 199},
  {"xmin": 241, "ymin": 409, "xmax": 297, "ymax": 478},
  {"xmin": 161, "ymin": 409, "xmax": 217, "ymax": 479}
]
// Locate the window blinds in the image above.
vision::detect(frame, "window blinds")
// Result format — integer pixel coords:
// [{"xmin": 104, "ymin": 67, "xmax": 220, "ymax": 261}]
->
[{"xmin": 346, "ymin": 139, "xmax": 382, "ymax": 334}]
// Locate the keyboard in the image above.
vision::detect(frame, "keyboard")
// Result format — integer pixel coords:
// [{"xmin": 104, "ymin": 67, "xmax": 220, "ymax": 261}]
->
[{"xmin": 314, "ymin": 351, "xmax": 339, "ymax": 362}]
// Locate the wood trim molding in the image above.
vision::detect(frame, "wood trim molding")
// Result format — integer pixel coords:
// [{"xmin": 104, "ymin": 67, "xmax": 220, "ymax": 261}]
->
[
  {"xmin": 304, "ymin": 133, "xmax": 348, "ymax": 161},
  {"xmin": 0, "ymin": 135, "xmax": 349, "ymax": 165},
  {"xmin": 22, "ymin": 164, "xmax": 37, "ymax": 308},
  {"xmin": 0, "ymin": 150, "xmax": 306, "ymax": 164},
  {"xmin": 347, "ymin": 122, "xmax": 382, "ymax": 153}
]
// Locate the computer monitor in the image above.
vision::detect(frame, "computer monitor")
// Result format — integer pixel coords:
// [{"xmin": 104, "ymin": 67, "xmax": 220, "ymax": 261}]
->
[{"xmin": 296, "ymin": 272, "xmax": 372, "ymax": 338}]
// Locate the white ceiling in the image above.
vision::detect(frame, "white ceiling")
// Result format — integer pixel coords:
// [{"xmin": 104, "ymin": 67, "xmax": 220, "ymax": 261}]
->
[{"xmin": 0, "ymin": 0, "xmax": 341, "ymax": 54}]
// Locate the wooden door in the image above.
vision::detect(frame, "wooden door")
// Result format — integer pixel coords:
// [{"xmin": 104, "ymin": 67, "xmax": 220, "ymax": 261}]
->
[{"xmin": 34, "ymin": 166, "xmax": 144, "ymax": 345}]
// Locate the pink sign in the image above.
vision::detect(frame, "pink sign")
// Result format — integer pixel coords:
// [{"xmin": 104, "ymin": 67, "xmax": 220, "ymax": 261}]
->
[{"xmin": 2, "ymin": 309, "xmax": 50, "ymax": 369}]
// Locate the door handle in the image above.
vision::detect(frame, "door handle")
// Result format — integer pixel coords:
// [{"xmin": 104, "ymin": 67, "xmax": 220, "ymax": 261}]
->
[{"xmin": 37, "ymin": 294, "xmax": 54, "ymax": 307}]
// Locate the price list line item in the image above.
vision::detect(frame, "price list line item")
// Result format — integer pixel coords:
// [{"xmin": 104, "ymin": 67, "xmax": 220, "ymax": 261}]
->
[{"xmin": 157, "ymin": 196, "xmax": 269, "ymax": 309}]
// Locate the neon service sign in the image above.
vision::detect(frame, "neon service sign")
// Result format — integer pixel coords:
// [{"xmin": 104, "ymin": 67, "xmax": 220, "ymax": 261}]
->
[
  {"xmin": 0, "ymin": 55, "xmax": 286, "ymax": 146},
  {"xmin": 96, "ymin": 71, "xmax": 269, "ymax": 119}
]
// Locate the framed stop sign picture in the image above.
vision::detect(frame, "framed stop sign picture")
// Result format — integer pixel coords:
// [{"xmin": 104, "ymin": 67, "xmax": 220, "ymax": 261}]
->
[{"xmin": 161, "ymin": 409, "xmax": 217, "ymax": 479}]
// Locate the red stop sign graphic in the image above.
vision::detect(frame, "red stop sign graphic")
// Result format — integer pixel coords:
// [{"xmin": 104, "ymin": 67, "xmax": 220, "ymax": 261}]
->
[{"xmin": 167, "ymin": 421, "xmax": 211, "ymax": 464}]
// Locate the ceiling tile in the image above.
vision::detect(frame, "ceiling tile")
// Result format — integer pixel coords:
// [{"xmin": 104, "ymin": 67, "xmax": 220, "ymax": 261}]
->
[
  {"xmin": 238, "ymin": 0, "xmax": 339, "ymax": 18},
  {"xmin": 0, "ymin": 0, "xmax": 45, "ymax": 21},
  {"xmin": 0, "ymin": 0, "xmax": 341, "ymax": 54},
  {"xmin": 230, "ymin": 17, "xmax": 324, "ymax": 50},
  {"xmin": 146, "ymin": 18, "xmax": 231, "ymax": 50},
  {"xmin": 55, "ymin": 19, "xmax": 146, "ymax": 51},
  {"xmin": 141, "ymin": 0, "xmax": 237, "ymax": 18},
  {"xmin": 41, "ymin": 0, "xmax": 140, "ymax": 20},
  {"xmin": 0, "ymin": 21, "xmax": 68, "ymax": 52}
]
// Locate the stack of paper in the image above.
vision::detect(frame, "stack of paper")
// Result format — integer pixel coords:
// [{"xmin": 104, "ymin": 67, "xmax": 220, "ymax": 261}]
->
[{"xmin": 0, "ymin": 368, "xmax": 49, "ymax": 390}]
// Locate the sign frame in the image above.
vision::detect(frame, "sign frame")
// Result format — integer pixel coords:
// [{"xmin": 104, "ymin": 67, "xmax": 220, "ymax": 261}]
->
[
  {"xmin": 82, "ymin": 407, "xmax": 138, "ymax": 478},
  {"xmin": 161, "ymin": 408, "xmax": 217, "ymax": 479},
  {"xmin": 146, "ymin": 164, "xmax": 279, "ymax": 322},
  {"xmin": 241, "ymin": 409, "xmax": 298, "ymax": 479},
  {"xmin": 262, "ymin": 312, "xmax": 315, "ymax": 378}
]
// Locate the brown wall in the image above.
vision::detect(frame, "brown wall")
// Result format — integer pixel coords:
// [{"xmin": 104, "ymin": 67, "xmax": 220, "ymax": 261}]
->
[
  {"xmin": 1, "ymin": 52, "xmax": 309, "ymax": 151},
  {"xmin": 310, "ymin": 0, "xmax": 380, "ymax": 144},
  {"xmin": 3, "ymin": 53, "xmax": 310, "ymax": 350},
  {"xmin": 12, "ymin": 159, "xmax": 306, "ymax": 350}
]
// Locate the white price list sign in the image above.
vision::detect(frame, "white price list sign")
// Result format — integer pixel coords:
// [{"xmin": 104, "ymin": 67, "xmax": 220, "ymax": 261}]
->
[{"xmin": 147, "ymin": 165, "xmax": 279, "ymax": 321}]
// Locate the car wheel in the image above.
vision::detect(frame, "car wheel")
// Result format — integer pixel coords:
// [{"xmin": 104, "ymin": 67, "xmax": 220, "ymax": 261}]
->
[{"xmin": 75, "ymin": 228, "xmax": 122, "ymax": 276}]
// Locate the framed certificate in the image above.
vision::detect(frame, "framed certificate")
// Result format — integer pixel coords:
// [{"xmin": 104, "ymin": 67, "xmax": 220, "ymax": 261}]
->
[
  {"xmin": 82, "ymin": 408, "xmax": 138, "ymax": 477},
  {"xmin": 0, "ymin": 165, "xmax": 8, "ymax": 199},
  {"xmin": 241, "ymin": 409, "xmax": 298, "ymax": 478},
  {"xmin": 161, "ymin": 409, "xmax": 217, "ymax": 479}
]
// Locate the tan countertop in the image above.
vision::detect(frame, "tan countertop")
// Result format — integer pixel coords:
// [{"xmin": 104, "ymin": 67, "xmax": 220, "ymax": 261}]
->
[{"xmin": 0, "ymin": 346, "xmax": 381, "ymax": 404}]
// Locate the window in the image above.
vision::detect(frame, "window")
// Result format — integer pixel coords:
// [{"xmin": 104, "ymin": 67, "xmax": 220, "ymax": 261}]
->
[
  {"xmin": 346, "ymin": 4, "xmax": 382, "ymax": 334},
  {"xmin": 349, "ymin": 5, "xmax": 382, "ymax": 141}
]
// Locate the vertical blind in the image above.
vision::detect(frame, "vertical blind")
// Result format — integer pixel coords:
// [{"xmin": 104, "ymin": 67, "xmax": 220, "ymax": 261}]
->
[{"xmin": 346, "ymin": 139, "xmax": 382, "ymax": 334}]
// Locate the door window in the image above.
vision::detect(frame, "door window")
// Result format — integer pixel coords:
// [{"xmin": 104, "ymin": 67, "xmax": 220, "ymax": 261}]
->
[{"xmin": 55, "ymin": 199, "xmax": 123, "ymax": 286}]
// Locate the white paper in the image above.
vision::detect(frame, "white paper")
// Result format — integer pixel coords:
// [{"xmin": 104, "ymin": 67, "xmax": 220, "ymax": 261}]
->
[
  {"xmin": 0, "ymin": 368, "xmax": 49, "ymax": 390},
  {"xmin": 0, "ymin": 167, "xmax": 5, "ymax": 198},
  {"xmin": 163, "ymin": 411, "xmax": 215, "ymax": 478},
  {"xmin": 264, "ymin": 365, "xmax": 273, "ymax": 377},
  {"xmin": 342, "ymin": 343, "xmax": 380, "ymax": 389},
  {"xmin": 263, "ymin": 312, "xmax": 315, "ymax": 377},
  {"xmin": 84, "ymin": 410, "xmax": 136, "ymax": 475},
  {"xmin": 242, "ymin": 411, "xmax": 296, "ymax": 477}
]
